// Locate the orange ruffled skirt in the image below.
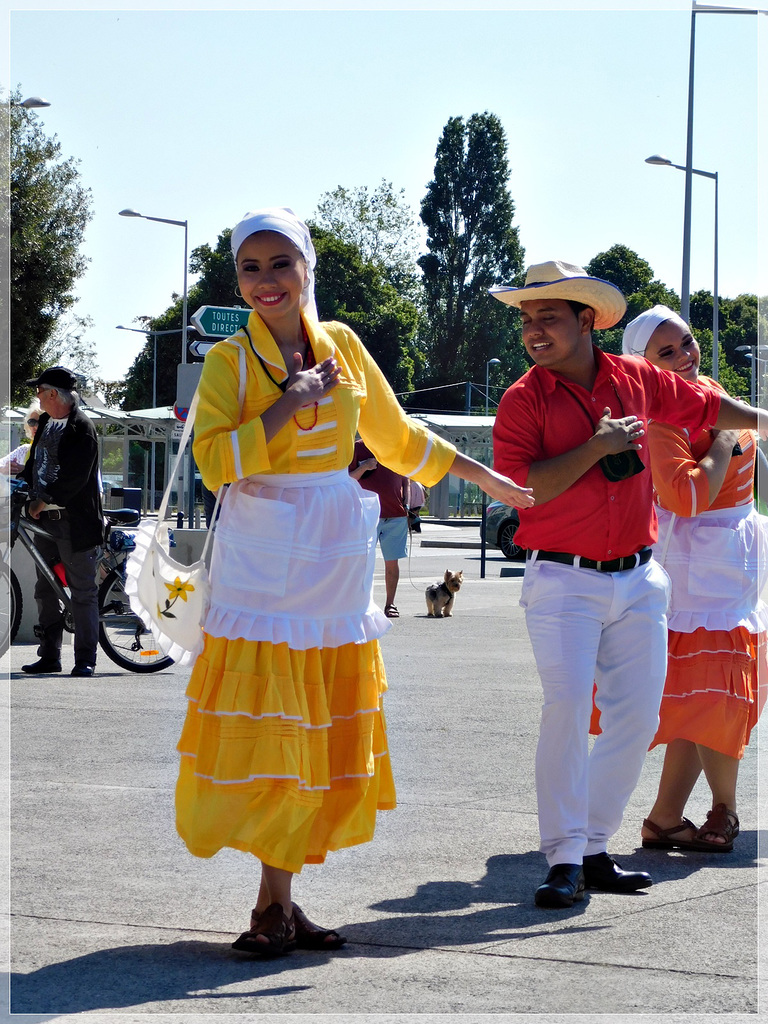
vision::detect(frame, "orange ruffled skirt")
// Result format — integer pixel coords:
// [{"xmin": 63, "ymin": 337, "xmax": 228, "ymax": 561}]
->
[
  {"xmin": 590, "ymin": 624, "xmax": 767, "ymax": 759},
  {"xmin": 175, "ymin": 633, "xmax": 396, "ymax": 873},
  {"xmin": 649, "ymin": 625, "xmax": 767, "ymax": 759}
]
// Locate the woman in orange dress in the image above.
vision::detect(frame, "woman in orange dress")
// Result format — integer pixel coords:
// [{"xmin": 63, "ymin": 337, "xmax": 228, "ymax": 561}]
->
[{"xmin": 622, "ymin": 306, "xmax": 766, "ymax": 852}]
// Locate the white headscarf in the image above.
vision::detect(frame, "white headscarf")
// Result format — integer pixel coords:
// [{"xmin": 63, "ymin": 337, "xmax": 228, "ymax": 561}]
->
[
  {"xmin": 231, "ymin": 207, "xmax": 318, "ymax": 320},
  {"xmin": 622, "ymin": 305, "xmax": 690, "ymax": 357}
]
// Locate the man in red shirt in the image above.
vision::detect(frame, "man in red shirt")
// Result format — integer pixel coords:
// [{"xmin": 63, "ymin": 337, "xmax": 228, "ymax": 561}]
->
[
  {"xmin": 491, "ymin": 260, "xmax": 768, "ymax": 909},
  {"xmin": 349, "ymin": 439, "xmax": 411, "ymax": 618}
]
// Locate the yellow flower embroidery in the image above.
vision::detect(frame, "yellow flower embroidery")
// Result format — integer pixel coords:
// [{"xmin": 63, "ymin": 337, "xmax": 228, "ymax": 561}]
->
[
  {"xmin": 160, "ymin": 577, "xmax": 195, "ymax": 619},
  {"xmin": 164, "ymin": 577, "xmax": 195, "ymax": 601}
]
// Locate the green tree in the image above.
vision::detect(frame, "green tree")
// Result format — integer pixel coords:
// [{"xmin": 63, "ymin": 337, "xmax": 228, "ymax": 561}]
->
[
  {"xmin": 586, "ymin": 244, "xmax": 654, "ymax": 298},
  {"xmin": 9, "ymin": 90, "xmax": 93, "ymax": 400},
  {"xmin": 586, "ymin": 245, "xmax": 679, "ymax": 353},
  {"xmin": 122, "ymin": 221, "xmax": 421, "ymax": 408},
  {"xmin": 122, "ymin": 230, "xmax": 243, "ymax": 409},
  {"xmin": 418, "ymin": 112, "xmax": 526, "ymax": 408},
  {"xmin": 311, "ymin": 225, "xmax": 418, "ymax": 394},
  {"xmin": 314, "ymin": 180, "xmax": 420, "ymax": 297},
  {"xmin": 40, "ymin": 313, "xmax": 98, "ymax": 381}
]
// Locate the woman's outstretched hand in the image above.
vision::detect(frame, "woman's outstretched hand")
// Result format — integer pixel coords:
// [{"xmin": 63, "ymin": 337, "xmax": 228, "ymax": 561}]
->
[
  {"xmin": 480, "ymin": 469, "xmax": 535, "ymax": 509},
  {"xmin": 449, "ymin": 452, "xmax": 535, "ymax": 509}
]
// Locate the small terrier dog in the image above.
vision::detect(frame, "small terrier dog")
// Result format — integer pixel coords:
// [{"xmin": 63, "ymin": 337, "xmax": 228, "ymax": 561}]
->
[{"xmin": 425, "ymin": 570, "xmax": 464, "ymax": 618}]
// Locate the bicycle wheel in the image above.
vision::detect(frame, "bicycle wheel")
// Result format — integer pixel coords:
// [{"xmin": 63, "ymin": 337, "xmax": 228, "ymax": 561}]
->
[
  {"xmin": 0, "ymin": 565, "xmax": 22, "ymax": 656},
  {"xmin": 98, "ymin": 568, "xmax": 174, "ymax": 673}
]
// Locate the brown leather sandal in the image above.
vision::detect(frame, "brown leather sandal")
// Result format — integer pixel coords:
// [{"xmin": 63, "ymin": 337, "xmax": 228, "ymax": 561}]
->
[
  {"xmin": 291, "ymin": 903, "xmax": 347, "ymax": 950},
  {"xmin": 641, "ymin": 816, "xmax": 717, "ymax": 851},
  {"xmin": 384, "ymin": 604, "xmax": 399, "ymax": 618},
  {"xmin": 232, "ymin": 902, "xmax": 296, "ymax": 956},
  {"xmin": 696, "ymin": 803, "xmax": 739, "ymax": 851}
]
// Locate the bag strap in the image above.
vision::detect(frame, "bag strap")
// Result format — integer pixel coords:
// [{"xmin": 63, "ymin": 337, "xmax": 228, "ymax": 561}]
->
[
  {"xmin": 156, "ymin": 393, "xmax": 198, "ymax": 532},
  {"xmin": 155, "ymin": 338, "xmax": 247, "ymax": 549}
]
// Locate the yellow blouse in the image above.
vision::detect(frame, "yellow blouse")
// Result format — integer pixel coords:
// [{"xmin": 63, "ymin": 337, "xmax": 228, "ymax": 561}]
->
[{"xmin": 193, "ymin": 310, "xmax": 456, "ymax": 491}]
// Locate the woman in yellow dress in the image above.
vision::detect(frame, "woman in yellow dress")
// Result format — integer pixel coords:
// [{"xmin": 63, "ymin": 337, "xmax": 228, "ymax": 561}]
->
[{"xmin": 175, "ymin": 207, "xmax": 534, "ymax": 956}]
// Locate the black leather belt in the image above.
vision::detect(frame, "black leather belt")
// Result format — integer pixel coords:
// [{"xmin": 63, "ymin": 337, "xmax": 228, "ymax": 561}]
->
[
  {"xmin": 39, "ymin": 509, "xmax": 67, "ymax": 521},
  {"xmin": 527, "ymin": 547, "xmax": 652, "ymax": 573}
]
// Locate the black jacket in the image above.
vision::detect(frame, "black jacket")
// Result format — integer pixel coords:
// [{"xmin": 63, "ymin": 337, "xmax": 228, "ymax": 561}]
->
[{"xmin": 21, "ymin": 404, "xmax": 104, "ymax": 551}]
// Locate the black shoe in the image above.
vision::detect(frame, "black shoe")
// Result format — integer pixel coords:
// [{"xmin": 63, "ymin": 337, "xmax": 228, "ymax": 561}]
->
[
  {"xmin": 21, "ymin": 658, "xmax": 62, "ymax": 674},
  {"xmin": 71, "ymin": 663, "xmax": 95, "ymax": 677},
  {"xmin": 534, "ymin": 864, "xmax": 585, "ymax": 908},
  {"xmin": 582, "ymin": 852, "xmax": 652, "ymax": 892}
]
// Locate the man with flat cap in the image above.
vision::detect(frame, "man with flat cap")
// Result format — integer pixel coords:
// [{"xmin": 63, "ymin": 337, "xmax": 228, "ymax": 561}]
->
[
  {"xmin": 20, "ymin": 366, "xmax": 104, "ymax": 677},
  {"xmin": 490, "ymin": 261, "xmax": 768, "ymax": 908}
]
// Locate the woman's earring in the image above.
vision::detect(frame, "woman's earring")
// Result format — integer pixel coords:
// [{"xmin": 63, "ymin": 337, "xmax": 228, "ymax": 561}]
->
[{"xmin": 235, "ymin": 285, "xmax": 244, "ymax": 299}]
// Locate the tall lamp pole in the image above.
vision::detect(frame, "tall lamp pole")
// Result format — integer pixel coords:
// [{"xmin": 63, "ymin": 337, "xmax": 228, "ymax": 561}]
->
[
  {"xmin": 485, "ymin": 358, "xmax": 501, "ymax": 416},
  {"xmin": 679, "ymin": 1, "xmax": 761, "ymax": 324},
  {"xmin": 116, "ymin": 324, "xmax": 193, "ymax": 512},
  {"xmin": 118, "ymin": 209, "xmax": 189, "ymax": 364},
  {"xmin": 645, "ymin": 155, "xmax": 718, "ymax": 379}
]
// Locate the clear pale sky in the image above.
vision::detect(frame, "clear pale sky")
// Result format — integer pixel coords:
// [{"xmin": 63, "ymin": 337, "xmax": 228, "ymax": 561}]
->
[{"xmin": 7, "ymin": 1, "xmax": 765, "ymax": 384}]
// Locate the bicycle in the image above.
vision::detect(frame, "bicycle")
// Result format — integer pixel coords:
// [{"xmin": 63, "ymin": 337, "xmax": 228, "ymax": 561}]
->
[{"xmin": 0, "ymin": 479, "xmax": 174, "ymax": 672}]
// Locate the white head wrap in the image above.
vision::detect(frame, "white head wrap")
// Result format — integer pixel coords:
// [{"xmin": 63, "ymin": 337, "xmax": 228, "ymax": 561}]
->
[
  {"xmin": 231, "ymin": 207, "xmax": 318, "ymax": 320},
  {"xmin": 622, "ymin": 304, "xmax": 690, "ymax": 357}
]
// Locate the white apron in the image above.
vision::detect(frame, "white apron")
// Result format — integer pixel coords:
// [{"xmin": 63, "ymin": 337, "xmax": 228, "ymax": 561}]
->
[
  {"xmin": 655, "ymin": 503, "xmax": 768, "ymax": 635},
  {"xmin": 204, "ymin": 470, "xmax": 391, "ymax": 650}
]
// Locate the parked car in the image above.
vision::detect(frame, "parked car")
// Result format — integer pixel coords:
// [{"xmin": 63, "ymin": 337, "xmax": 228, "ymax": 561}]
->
[{"xmin": 481, "ymin": 500, "xmax": 525, "ymax": 561}]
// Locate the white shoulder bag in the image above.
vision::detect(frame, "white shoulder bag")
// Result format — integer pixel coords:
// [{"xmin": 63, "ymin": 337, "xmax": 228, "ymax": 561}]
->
[{"xmin": 124, "ymin": 341, "xmax": 246, "ymax": 666}]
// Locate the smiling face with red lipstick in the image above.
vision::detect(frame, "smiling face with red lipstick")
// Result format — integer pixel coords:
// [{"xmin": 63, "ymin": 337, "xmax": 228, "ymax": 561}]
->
[
  {"xmin": 236, "ymin": 230, "xmax": 309, "ymax": 344},
  {"xmin": 643, "ymin": 319, "xmax": 701, "ymax": 382}
]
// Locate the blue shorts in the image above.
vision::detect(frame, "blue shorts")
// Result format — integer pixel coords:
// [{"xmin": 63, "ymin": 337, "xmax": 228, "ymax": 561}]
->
[{"xmin": 377, "ymin": 516, "xmax": 408, "ymax": 561}]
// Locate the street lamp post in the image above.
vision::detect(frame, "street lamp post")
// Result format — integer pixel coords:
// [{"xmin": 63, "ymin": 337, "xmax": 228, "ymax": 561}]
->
[
  {"xmin": 485, "ymin": 358, "xmax": 501, "ymax": 415},
  {"xmin": 118, "ymin": 208, "xmax": 192, "ymax": 521},
  {"xmin": 118, "ymin": 210, "xmax": 189, "ymax": 364},
  {"xmin": 679, "ymin": 1, "xmax": 761, "ymax": 324},
  {"xmin": 645, "ymin": 155, "xmax": 719, "ymax": 379},
  {"xmin": 116, "ymin": 324, "xmax": 193, "ymax": 512}
]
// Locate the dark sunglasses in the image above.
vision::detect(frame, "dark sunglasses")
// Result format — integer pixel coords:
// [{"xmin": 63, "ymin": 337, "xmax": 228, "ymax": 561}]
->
[{"xmin": 27, "ymin": 418, "xmax": 39, "ymax": 426}]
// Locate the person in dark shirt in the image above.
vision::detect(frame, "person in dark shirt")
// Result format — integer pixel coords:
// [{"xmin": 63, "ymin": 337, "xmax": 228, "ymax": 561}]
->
[
  {"xmin": 20, "ymin": 366, "xmax": 104, "ymax": 677},
  {"xmin": 349, "ymin": 439, "xmax": 410, "ymax": 618}
]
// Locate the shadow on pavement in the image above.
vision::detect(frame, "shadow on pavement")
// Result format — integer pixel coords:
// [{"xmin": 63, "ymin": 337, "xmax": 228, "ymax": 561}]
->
[
  {"xmin": 12, "ymin": 841, "xmax": 758, "ymax": 1014},
  {"xmin": 10, "ymin": 940, "xmax": 322, "ymax": 1015}
]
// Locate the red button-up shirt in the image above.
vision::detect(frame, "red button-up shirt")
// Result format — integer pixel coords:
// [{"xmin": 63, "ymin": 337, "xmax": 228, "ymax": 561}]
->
[{"xmin": 492, "ymin": 348, "xmax": 721, "ymax": 561}]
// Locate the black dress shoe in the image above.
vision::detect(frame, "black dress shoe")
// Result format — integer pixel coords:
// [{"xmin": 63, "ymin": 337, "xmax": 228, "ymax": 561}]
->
[
  {"xmin": 582, "ymin": 852, "xmax": 652, "ymax": 892},
  {"xmin": 71, "ymin": 663, "xmax": 95, "ymax": 677},
  {"xmin": 21, "ymin": 658, "xmax": 62, "ymax": 674},
  {"xmin": 534, "ymin": 864, "xmax": 585, "ymax": 908}
]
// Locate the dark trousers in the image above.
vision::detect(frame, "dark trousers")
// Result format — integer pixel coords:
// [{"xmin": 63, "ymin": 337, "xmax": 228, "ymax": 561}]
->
[{"xmin": 33, "ymin": 519, "xmax": 101, "ymax": 666}]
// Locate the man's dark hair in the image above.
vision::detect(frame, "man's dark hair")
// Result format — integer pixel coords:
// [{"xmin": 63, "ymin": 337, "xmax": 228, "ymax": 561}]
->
[{"xmin": 566, "ymin": 300, "xmax": 590, "ymax": 318}]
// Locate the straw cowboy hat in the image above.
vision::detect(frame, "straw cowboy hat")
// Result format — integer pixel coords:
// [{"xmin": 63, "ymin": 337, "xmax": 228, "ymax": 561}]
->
[{"xmin": 490, "ymin": 260, "xmax": 627, "ymax": 330}]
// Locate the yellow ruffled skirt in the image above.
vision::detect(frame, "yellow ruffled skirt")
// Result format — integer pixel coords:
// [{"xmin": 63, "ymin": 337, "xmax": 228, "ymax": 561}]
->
[{"xmin": 175, "ymin": 632, "xmax": 396, "ymax": 873}]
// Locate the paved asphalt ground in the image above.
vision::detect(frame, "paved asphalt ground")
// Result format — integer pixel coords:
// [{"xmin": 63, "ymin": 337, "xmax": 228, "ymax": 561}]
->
[{"xmin": 2, "ymin": 521, "xmax": 765, "ymax": 1022}]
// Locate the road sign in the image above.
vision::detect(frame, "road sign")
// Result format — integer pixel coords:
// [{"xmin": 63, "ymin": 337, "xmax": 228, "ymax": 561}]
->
[
  {"xmin": 173, "ymin": 403, "xmax": 189, "ymax": 422},
  {"xmin": 188, "ymin": 339, "xmax": 216, "ymax": 359},
  {"xmin": 191, "ymin": 305, "xmax": 250, "ymax": 338},
  {"xmin": 176, "ymin": 362, "xmax": 204, "ymax": 419}
]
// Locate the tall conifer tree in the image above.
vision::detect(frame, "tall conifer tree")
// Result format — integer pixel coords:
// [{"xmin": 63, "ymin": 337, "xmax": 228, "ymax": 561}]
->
[{"xmin": 418, "ymin": 112, "xmax": 525, "ymax": 408}]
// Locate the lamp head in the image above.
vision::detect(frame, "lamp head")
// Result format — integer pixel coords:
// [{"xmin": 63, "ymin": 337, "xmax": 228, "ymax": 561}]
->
[{"xmin": 645, "ymin": 154, "xmax": 673, "ymax": 166}]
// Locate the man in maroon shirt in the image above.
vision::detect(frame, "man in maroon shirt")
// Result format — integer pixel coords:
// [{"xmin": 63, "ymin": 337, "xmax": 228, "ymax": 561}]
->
[
  {"xmin": 490, "ymin": 260, "xmax": 768, "ymax": 909},
  {"xmin": 349, "ymin": 439, "xmax": 411, "ymax": 618}
]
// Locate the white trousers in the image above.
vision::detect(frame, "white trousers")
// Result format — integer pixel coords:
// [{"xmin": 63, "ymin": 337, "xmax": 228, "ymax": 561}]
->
[{"xmin": 521, "ymin": 556, "xmax": 670, "ymax": 866}]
